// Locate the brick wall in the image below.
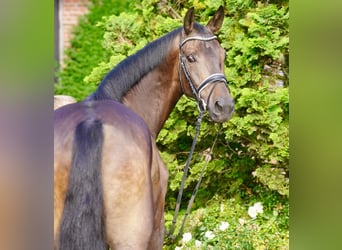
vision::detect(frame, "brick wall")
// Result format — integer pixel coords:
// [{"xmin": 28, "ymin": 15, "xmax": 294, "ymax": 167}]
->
[{"xmin": 58, "ymin": 0, "xmax": 90, "ymax": 61}]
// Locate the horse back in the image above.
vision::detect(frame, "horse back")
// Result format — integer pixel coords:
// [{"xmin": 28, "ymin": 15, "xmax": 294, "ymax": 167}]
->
[{"xmin": 54, "ymin": 100, "xmax": 152, "ymax": 161}]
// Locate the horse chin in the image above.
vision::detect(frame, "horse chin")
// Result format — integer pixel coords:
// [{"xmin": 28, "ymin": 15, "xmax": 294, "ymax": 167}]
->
[{"xmin": 208, "ymin": 109, "xmax": 234, "ymax": 123}]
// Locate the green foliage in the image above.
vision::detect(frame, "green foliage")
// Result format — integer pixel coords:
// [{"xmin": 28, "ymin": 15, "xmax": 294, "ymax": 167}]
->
[
  {"xmin": 253, "ymin": 166, "xmax": 289, "ymax": 196},
  {"xmin": 84, "ymin": 1, "xmax": 181, "ymax": 86},
  {"xmin": 56, "ymin": 0, "xmax": 289, "ymax": 247},
  {"xmin": 54, "ymin": 0, "xmax": 131, "ymax": 100},
  {"xmin": 223, "ymin": 2, "xmax": 289, "ymax": 88},
  {"xmin": 219, "ymin": 1, "xmax": 289, "ymax": 197}
]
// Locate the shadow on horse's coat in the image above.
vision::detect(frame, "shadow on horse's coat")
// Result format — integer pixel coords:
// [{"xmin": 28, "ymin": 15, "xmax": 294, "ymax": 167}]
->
[{"xmin": 54, "ymin": 6, "xmax": 234, "ymax": 249}]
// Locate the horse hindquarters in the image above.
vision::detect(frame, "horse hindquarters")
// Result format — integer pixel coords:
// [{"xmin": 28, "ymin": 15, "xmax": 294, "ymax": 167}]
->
[
  {"xmin": 55, "ymin": 100, "xmax": 158, "ymax": 249},
  {"xmin": 101, "ymin": 123, "xmax": 156, "ymax": 249},
  {"xmin": 59, "ymin": 119, "xmax": 108, "ymax": 250}
]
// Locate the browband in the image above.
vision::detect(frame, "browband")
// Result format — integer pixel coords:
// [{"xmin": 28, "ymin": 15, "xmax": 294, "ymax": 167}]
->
[{"xmin": 180, "ymin": 35, "xmax": 217, "ymax": 47}]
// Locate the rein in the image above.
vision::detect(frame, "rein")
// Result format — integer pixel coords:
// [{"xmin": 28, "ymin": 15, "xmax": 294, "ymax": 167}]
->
[
  {"xmin": 166, "ymin": 115, "xmax": 222, "ymax": 240},
  {"xmin": 167, "ymin": 33, "xmax": 227, "ymax": 240},
  {"xmin": 167, "ymin": 110, "xmax": 204, "ymax": 240},
  {"xmin": 178, "ymin": 124, "xmax": 221, "ymax": 238}
]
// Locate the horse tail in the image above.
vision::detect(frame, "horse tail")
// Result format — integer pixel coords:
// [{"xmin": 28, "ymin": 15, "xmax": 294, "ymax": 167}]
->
[{"xmin": 59, "ymin": 119, "xmax": 108, "ymax": 250}]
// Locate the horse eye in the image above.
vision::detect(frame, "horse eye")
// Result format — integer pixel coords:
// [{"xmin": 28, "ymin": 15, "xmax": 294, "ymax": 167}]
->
[{"xmin": 186, "ymin": 54, "xmax": 196, "ymax": 63}]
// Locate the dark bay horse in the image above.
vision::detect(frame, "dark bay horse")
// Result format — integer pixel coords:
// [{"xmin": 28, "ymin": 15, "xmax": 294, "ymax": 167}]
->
[{"xmin": 54, "ymin": 6, "xmax": 234, "ymax": 250}]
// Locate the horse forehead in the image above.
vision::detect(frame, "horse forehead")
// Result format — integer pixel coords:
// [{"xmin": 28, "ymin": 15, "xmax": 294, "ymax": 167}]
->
[
  {"xmin": 201, "ymin": 39, "xmax": 223, "ymax": 54},
  {"xmin": 185, "ymin": 39, "xmax": 222, "ymax": 56},
  {"xmin": 197, "ymin": 43, "xmax": 223, "ymax": 65}
]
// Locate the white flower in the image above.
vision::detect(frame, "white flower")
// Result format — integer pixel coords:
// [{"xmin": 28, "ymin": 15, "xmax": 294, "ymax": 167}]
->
[
  {"xmin": 219, "ymin": 221, "xmax": 230, "ymax": 231},
  {"xmin": 248, "ymin": 202, "xmax": 264, "ymax": 219},
  {"xmin": 182, "ymin": 232, "xmax": 192, "ymax": 243},
  {"xmin": 195, "ymin": 240, "xmax": 202, "ymax": 248},
  {"xmin": 248, "ymin": 206, "xmax": 258, "ymax": 219},
  {"xmin": 204, "ymin": 230, "xmax": 215, "ymax": 240},
  {"xmin": 253, "ymin": 202, "xmax": 263, "ymax": 214},
  {"xmin": 175, "ymin": 247, "xmax": 182, "ymax": 250}
]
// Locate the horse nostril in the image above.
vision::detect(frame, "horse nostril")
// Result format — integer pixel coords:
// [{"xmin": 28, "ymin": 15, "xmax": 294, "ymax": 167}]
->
[
  {"xmin": 215, "ymin": 100, "xmax": 224, "ymax": 113},
  {"xmin": 214, "ymin": 98, "xmax": 235, "ymax": 115}
]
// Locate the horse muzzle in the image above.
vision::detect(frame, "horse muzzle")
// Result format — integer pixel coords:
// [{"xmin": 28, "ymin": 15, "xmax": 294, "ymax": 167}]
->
[{"xmin": 206, "ymin": 81, "xmax": 235, "ymax": 123}]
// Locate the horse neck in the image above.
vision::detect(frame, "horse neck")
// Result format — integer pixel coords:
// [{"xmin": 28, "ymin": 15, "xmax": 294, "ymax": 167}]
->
[{"xmin": 122, "ymin": 48, "xmax": 182, "ymax": 139}]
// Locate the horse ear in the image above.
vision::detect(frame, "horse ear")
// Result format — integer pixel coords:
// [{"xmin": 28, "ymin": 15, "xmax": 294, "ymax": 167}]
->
[
  {"xmin": 206, "ymin": 6, "xmax": 225, "ymax": 33},
  {"xmin": 184, "ymin": 7, "xmax": 195, "ymax": 35}
]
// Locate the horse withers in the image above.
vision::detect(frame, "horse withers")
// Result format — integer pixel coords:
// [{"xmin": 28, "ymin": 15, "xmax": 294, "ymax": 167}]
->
[{"xmin": 54, "ymin": 6, "xmax": 234, "ymax": 249}]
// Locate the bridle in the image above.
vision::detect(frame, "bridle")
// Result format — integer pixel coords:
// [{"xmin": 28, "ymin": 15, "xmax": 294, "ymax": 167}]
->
[
  {"xmin": 178, "ymin": 33, "xmax": 228, "ymax": 112},
  {"xmin": 167, "ymin": 33, "xmax": 228, "ymax": 241}
]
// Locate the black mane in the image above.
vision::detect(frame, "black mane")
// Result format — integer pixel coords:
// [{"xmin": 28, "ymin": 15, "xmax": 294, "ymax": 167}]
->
[{"xmin": 87, "ymin": 27, "xmax": 182, "ymax": 101}]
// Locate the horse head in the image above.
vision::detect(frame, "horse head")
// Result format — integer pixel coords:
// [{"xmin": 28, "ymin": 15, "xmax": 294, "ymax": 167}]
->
[{"xmin": 179, "ymin": 6, "xmax": 234, "ymax": 123}]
